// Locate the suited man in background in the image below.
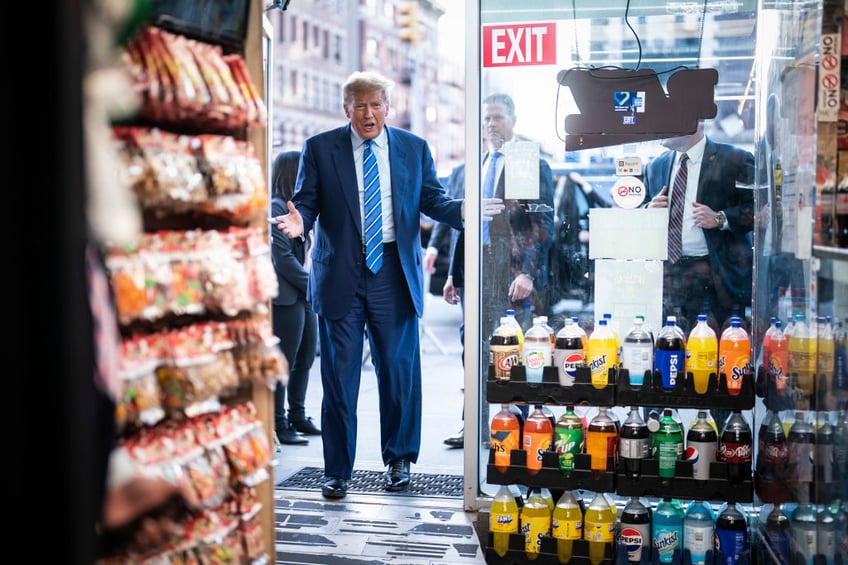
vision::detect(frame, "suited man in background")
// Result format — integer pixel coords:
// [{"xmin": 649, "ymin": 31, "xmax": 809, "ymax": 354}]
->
[
  {"xmin": 644, "ymin": 122, "xmax": 756, "ymax": 333},
  {"xmin": 274, "ymin": 71, "xmax": 464, "ymax": 499}
]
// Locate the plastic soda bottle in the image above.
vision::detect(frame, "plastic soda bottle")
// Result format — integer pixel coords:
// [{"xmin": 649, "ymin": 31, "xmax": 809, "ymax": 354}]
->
[
  {"xmin": 537, "ymin": 315, "xmax": 556, "ymax": 361},
  {"xmin": 619, "ymin": 406, "xmax": 650, "ymax": 480},
  {"xmin": 587, "ymin": 319, "xmax": 618, "ymax": 388},
  {"xmin": 686, "ymin": 410, "xmax": 717, "ymax": 482},
  {"xmin": 603, "ymin": 312, "xmax": 622, "ymax": 358},
  {"xmin": 763, "ymin": 505, "xmax": 791, "ymax": 565},
  {"xmin": 583, "ymin": 492, "xmax": 615, "ymax": 565},
  {"xmin": 686, "ymin": 314, "xmax": 718, "ymax": 394},
  {"xmin": 554, "ymin": 317, "xmax": 586, "ymax": 387},
  {"xmin": 787, "ymin": 411, "xmax": 814, "ymax": 484},
  {"xmin": 789, "ymin": 503, "xmax": 818, "ymax": 565},
  {"xmin": 655, "ymin": 317, "xmax": 686, "ymax": 390},
  {"xmin": 683, "ymin": 500, "xmax": 715, "ymax": 565},
  {"xmin": 491, "ymin": 404, "xmax": 521, "ymax": 473},
  {"xmin": 788, "ymin": 313, "xmax": 815, "ymax": 396},
  {"xmin": 764, "ymin": 318, "xmax": 789, "ymax": 393},
  {"xmin": 619, "ymin": 496, "xmax": 651, "ymax": 563},
  {"xmin": 718, "ymin": 317, "xmax": 751, "ymax": 395},
  {"xmin": 521, "ymin": 488, "xmax": 552, "ymax": 560},
  {"xmin": 816, "ymin": 316, "xmax": 835, "ymax": 397},
  {"xmin": 490, "ymin": 484, "xmax": 519, "ymax": 557},
  {"xmin": 524, "ymin": 318, "xmax": 552, "ymax": 383},
  {"xmin": 572, "ymin": 316, "xmax": 589, "ymax": 349},
  {"xmin": 622, "ymin": 316, "xmax": 654, "ymax": 387},
  {"xmin": 554, "ymin": 405, "xmax": 584, "ymax": 475},
  {"xmin": 718, "ymin": 410, "xmax": 753, "ymax": 484},
  {"xmin": 490, "ymin": 317, "xmax": 520, "ymax": 381},
  {"xmin": 714, "ymin": 502, "xmax": 748, "ymax": 565},
  {"xmin": 653, "ymin": 408, "xmax": 684, "ymax": 480},
  {"xmin": 551, "ymin": 490, "xmax": 583, "ymax": 564},
  {"xmin": 652, "ymin": 497, "xmax": 684, "ymax": 564},
  {"xmin": 524, "ymin": 405, "xmax": 553, "ymax": 475},
  {"xmin": 505, "ymin": 308, "xmax": 525, "ymax": 363},
  {"xmin": 586, "ymin": 407, "xmax": 618, "ymax": 476}
]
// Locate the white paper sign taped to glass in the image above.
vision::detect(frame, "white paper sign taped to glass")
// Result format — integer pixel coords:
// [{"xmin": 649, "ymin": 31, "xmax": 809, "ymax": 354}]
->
[
  {"xmin": 589, "ymin": 208, "xmax": 669, "ymax": 261},
  {"xmin": 501, "ymin": 141, "xmax": 541, "ymax": 200}
]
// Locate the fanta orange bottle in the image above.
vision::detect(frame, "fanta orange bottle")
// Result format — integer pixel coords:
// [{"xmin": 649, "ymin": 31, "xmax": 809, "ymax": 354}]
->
[
  {"xmin": 523, "ymin": 405, "xmax": 553, "ymax": 475},
  {"xmin": 718, "ymin": 316, "xmax": 751, "ymax": 395},
  {"xmin": 491, "ymin": 404, "xmax": 521, "ymax": 473}
]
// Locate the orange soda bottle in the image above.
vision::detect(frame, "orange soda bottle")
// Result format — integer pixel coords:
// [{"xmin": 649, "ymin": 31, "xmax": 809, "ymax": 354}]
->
[
  {"xmin": 587, "ymin": 319, "xmax": 618, "ymax": 388},
  {"xmin": 686, "ymin": 314, "xmax": 718, "ymax": 394},
  {"xmin": 523, "ymin": 405, "xmax": 553, "ymax": 475},
  {"xmin": 718, "ymin": 316, "xmax": 751, "ymax": 395},
  {"xmin": 491, "ymin": 404, "xmax": 521, "ymax": 473},
  {"xmin": 585, "ymin": 407, "xmax": 618, "ymax": 476},
  {"xmin": 763, "ymin": 318, "xmax": 789, "ymax": 393}
]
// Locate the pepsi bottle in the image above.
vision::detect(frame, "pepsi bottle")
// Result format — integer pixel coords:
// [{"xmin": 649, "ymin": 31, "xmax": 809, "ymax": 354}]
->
[
  {"xmin": 619, "ymin": 496, "xmax": 651, "ymax": 563},
  {"xmin": 714, "ymin": 502, "xmax": 748, "ymax": 565},
  {"xmin": 686, "ymin": 410, "xmax": 717, "ymax": 482}
]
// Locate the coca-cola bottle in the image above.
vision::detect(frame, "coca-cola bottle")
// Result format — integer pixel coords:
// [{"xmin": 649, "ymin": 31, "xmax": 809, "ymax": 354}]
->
[
  {"xmin": 719, "ymin": 410, "xmax": 753, "ymax": 484},
  {"xmin": 619, "ymin": 406, "xmax": 650, "ymax": 479},
  {"xmin": 755, "ymin": 409, "xmax": 788, "ymax": 502}
]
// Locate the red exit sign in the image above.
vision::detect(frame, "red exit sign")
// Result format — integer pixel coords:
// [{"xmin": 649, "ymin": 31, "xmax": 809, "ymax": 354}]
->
[{"xmin": 483, "ymin": 22, "xmax": 557, "ymax": 67}]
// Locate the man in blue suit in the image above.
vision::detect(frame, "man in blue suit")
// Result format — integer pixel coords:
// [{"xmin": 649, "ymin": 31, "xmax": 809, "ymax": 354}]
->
[
  {"xmin": 274, "ymin": 71, "xmax": 464, "ymax": 499},
  {"xmin": 644, "ymin": 122, "xmax": 756, "ymax": 333}
]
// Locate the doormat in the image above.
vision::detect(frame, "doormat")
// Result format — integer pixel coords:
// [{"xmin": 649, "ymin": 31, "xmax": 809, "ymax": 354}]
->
[{"xmin": 277, "ymin": 466, "xmax": 464, "ymax": 498}]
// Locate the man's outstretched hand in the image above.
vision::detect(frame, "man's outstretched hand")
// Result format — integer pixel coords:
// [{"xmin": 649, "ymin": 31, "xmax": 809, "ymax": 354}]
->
[{"xmin": 274, "ymin": 201, "xmax": 305, "ymax": 239}]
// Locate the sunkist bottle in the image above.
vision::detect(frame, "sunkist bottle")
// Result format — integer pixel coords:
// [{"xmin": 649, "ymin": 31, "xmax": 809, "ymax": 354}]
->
[
  {"xmin": 653, "ymin": 408, "xmax": 684, "ymax": 481},
  {"xmin": 621, "ymin": 316, "xmax": 654, "ymax": 388},
  {"xmin": 686, "ymin": 314, "xmax": 718, "ymax": 394},
  {"xmin": 714, "ymin": 502, "xmax": 748, "ymax": 565},
  {"xmin": 686, "ymin": 410, "xmax": 717, "ymax": 482},
  {"xmin": 491, "ymin": 404, "xmax": 521, "ymax": 473},
  {"xmin": 619, "ymin": 406, "xmax": 650, "ymax": 480},
  {"xmin": 583, "ymin": 491, "xmax": 615, "ymax": 565},
  {"xmin": 551, "ymin": 490, "xmax": 583, "ymax": 564},
  {"xmin": 619, "ymin": 496, "xmax": 651, "ymax": 563},
  {"xmin": 652, "ymin": 497, "xmax": 684, "ymax": 564},
  {"xmin": 719, "ymin": 410, "xmax": 753, "ymax": 484},
  {"xmin": 587, "ymin": 319, "xmax": 618, "ymax": 388},
  {"xmin": 554, "ymin": 317, "xmax": 585, "ymax": 387},
  {"xmin": 764, "ymin": 318, "xmax": 789, "ymax": 394},
  {"xmin": 521, "ymin": 488, "xmax": 551, "ymax": 560},
  {"xmin": 490, "ymin": 484, "xmax": 519, "ymax": 557},
  {"xmin": 524, "ymin": 405, "xmax": 553, "ymax": 476},
  {"xmin": 505, "ymin": 308, "xmax": 525, "ymax": 363},
  {"xmin": 490, "ymin": 317, "xmax": 520, "ymax": 382},
  {"xmin": 655, "ymin": 316, "xmax": 686, "ymax": 390},
  {"xmin": 718, "ymin": 316, "xmax": 751, "ymax": 396},
  {"xmin": 524, "ymin": 318, "xmax": 552, "ymax": 384},
  {"xmin": 683, "ymin": 499, "xmax": 714, "ymax": 565},
  {"xmin": 788, "ymin": 312, "xmax": 816, "ymax": 396},
  {"xmin": 586, "ymin": 407, "xmax": 617, "ymax": 477},
  {"xmin": 554, "ymin": 405, "xmax": 584, "ymax": 476}
]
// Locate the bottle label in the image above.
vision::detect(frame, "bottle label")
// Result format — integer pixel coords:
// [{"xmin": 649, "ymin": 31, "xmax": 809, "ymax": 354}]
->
[
  {"xmin": 683, "ymin": 523, "xmax": 713, "ymax": 565},
  {"xmin": 620, "ymin": 437, "xmax": 650, "ymax": 459},
  {"xmin": 492, "ymin": 427, "xmax": 520, "ymax": 469},
  {"xmin": 655, "ymin": 440, "xmax": 683, "ymax": 476},
  {"xmin": 554, "ymin": 425, "xmax": 584, "ymax": 472},
  {"xmin": 685, "ymin": 439, "xmax": 716, "ymax": 480},
  {"xmin": 524, "ymin": 431, "xmax": 552, "ymax": 472},
  {"xmin": 554, "ymin": 347, "xmax": 584, "ymax": 386},
  {"xmin": 584, "ymin": 518, "xmax": 615, "ymax": 541},
  {"xmin": 652, "ymin": 524, "xmax": 682, "ymax": 563},
  {"xmin": 714, "ymin": 528, "xmax": 747, "ymax": 564},
  {"xmin": 552, "ymin": 514, "xmax": 582, "ymax": 540},
  {"xmin": 655, "ymin": 349, "xmax": 684, "ymax": 389},
  {"xmin": 490, "ymin": 344, "xmax": 519, "ymax": 381},
  {"xmin": 490, "ymin": 509, "xmax": 519, "ymax": 533},
  {"xmin": 521, "ymin": 513, "xmax": 551, "ymax": 554},
  {"xmin": 524, "ymin": 347, "xmax": 548, "ymax": 382},
  {"xmin": 620, "ymin": 524, "xmax": 650, "ymax": 562},
  {"xmin": 719, "ymin": 441, "xmax": 752, "ymax": 464}
]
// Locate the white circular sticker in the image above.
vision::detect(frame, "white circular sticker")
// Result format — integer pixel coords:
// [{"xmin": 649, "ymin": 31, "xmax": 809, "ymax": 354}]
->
[{"xmin": 611, "ymin": 176, "xmax": 646, "ymax": 209}]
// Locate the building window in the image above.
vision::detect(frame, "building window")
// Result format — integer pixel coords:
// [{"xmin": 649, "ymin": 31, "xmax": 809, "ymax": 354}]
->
[
  {"xmin": 323, "ymin": 30, "xmax": 329, "ymax": 59},
  {"xmin": 290, "ymin": 15, "xmax": 297, "ymax": 42},
  {"xmin": 303, "ymin": 20, "xmax": 309, "ymax": 50}
]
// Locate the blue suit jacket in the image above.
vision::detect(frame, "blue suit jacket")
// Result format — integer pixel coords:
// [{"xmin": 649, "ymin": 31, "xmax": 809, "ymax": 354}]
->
[
  {"xmin": 292, "ymin": 124, "xmax": 464, "ymax": 320},
  {"xmin": 644, "ymin": 137, "xmax": 756, "ymax": 306}
]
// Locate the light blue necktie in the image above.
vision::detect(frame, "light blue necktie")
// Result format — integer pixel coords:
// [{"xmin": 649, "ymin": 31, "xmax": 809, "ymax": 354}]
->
[
  {"xmin": 482, "ymin": 151, "xmax": 501, "ymax": 245},
  {"xmin": 363, "ymin": 139, "xmax": 383, "ymax": 273}
]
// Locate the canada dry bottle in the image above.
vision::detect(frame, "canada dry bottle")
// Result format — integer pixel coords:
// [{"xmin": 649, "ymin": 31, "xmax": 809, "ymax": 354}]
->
[
  {"xmin": 490, "ymin": 484, "xmax": 519, "ymax": 557},
  {"xmin": 622, "ymin": 316, "xmax": 654, "ymax": 387},
  {"xmin": 524, "ymin": 317, "xmax": 552, "ymax": 383}
]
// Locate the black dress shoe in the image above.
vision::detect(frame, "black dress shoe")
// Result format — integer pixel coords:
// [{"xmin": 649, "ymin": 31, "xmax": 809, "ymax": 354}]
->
[
  {"xmin": 276, "ymin": 424, "xmax": 308, "ymax": 445},
  {"xmin": 443, "ymin": 428, "xmax": 464, "ymax": 448},
  {"xmin": 321, "ymin": 477, "xmax": 348, "ymax": 499},
  {"xmin": 385, "ymin": 459, "xmax": 411, "ymax": 491},
  {"xmin": 291, "ymin": 417, "xmax": 321, "ymax": 436}
]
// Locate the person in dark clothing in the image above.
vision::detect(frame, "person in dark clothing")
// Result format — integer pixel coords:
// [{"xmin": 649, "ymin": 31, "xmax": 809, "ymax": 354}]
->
[{"xmin": 270, "ymin": 150, "xmax": 321, "ymax": 445}]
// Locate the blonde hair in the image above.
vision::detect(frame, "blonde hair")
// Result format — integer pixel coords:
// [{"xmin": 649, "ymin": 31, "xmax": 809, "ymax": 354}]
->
[{"xmin": 343, "ymin": 71, "xmax": 394, "ymax": 106}]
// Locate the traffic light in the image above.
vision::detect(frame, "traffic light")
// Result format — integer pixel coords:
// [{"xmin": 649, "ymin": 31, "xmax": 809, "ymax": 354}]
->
[{"xmin": 397, "ymin": 1, "xmax": 419, "ymax": 44}]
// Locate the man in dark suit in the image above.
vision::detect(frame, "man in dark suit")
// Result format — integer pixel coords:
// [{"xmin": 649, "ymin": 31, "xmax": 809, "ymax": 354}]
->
[
  {"xmin": 437, "ymin": 92, "xmax": 554, "ymax": 448},
  {"xmin": 274, "ymin": 71, "xmax": 464, "ymax": 499},
  {"xmin": 644, "ymin": 122, "xmax": 756, "ymax": 333}
]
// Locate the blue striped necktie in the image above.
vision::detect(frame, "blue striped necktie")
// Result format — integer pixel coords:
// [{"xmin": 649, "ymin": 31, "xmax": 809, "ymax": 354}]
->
[
  {"xmin": 482, "ymin": 151, "xmax": 501, "ymax": 245},
  {"xmin": 668, "ymin": 153, "xmax": 687, "ymax": 264},
  {"xmin": 363, "ymin": 139, "xmax": 383, "ymax": 273}
]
